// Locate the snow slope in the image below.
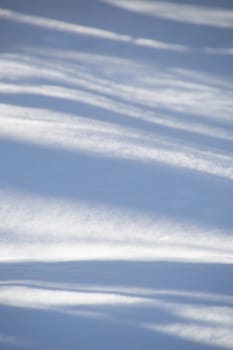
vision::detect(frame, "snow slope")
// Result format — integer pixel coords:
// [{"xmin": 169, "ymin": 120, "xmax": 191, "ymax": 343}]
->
[{"xmin": 0, "ymin": 0, "xmax": 233, "ymax": 349}]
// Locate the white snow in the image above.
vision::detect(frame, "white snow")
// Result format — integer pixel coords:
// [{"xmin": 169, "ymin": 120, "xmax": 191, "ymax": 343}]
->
[
  {"xmin": 103, "ymin": 0, "xmax": 233, "ymax": 29},
  {"xmin": 0, "ymin": 0, "xmax": 233, "ymax": 349}
]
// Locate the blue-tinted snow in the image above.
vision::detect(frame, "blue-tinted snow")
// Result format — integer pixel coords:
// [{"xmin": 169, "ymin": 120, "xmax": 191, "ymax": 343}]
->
[{"xmin": 0, "ymin": 0, "xmax": 233, "ymax": 349}]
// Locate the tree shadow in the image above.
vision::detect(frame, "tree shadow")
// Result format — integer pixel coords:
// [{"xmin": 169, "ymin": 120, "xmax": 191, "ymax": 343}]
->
[
  {"xmin": 0, "ymin": 1, "xmax": 233, "ymax": 349},
  {"xmin": 1, "ymin": 137, "xmax": 232, "ymax": 231},
  {"xmin": 0, "ymin": 260, "xmax": 232, "ymax": 349},
  {"xmin": 0, "ymin": 0, "xmax": 233, "ymax": 76},
  {"xmin": 1, "ymin": 90, "xmax": 233, "ymax": 158}
]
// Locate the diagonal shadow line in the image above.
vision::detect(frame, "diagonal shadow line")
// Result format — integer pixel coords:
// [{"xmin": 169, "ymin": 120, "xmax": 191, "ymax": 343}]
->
[
  {"xmin": 0, "ymin": 133, "xmax": 232, "ymax": 231},
  {"xmin": 0, "ymin": 2, "xmax": 232, "ymax": 350},
  {"xmin": 2, "ymin": 60, "xmax": 232, "ymax": 133},
  {"xmin": 1, "ymin": 0, "xmax": 233, "ymax": 47},
  {"xmin": 0, "ymin": 260, "xmax": 233, "ymax": 349},
  {"xmin": 0, "ymin": 11, "xmax": 232, "ymax": 81},
  {"xmin": 1, "ymin": 107, "xmax": 232, "ymax": 180},
  {"xmin": 1, "ymin": 278, "xmax": 233, "ymax": 308},
  {"xmin": 0, "ymin": 7, "xmax": 190, "ymax": 52},
  {"xmin": 101, "ymin": 0, "xmax": 233, "ymax": 29},
  {"xmin": 1, "ymin": 260, "xmax": 232, "ymax": 295},
  {"xmin": 0, "ymin": 303, "xmax": 222, "ymax": 350},
  {"xmin": 1, "ymin": 92, "xmax": 232, "ymax": 157},
  {"xmin": 0, "ymin": 4, "xmax": 233, "ymax": 79}
]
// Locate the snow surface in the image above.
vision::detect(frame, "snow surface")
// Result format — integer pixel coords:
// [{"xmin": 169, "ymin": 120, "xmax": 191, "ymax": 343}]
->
[{"xmin": 0, "ymin": 0, "xmax": 233, "ymax": 349}]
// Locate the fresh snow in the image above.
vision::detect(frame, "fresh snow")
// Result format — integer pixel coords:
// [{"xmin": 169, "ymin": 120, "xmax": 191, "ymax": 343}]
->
[{"xmin": 0, "ymin": 0, "xmax": 233, "ymax": 349}]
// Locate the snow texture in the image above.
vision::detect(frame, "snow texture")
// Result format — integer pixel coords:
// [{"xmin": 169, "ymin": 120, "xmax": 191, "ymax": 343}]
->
[{"xmin": 0, "ymin": 0, "xmax": 233, "ymax": 349}]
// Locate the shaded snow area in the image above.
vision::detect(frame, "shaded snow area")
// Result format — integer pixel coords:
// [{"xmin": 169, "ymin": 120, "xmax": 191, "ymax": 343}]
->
[{"xmin": 0, "ymin": 0, "xmax": 233, "ymax": 349}]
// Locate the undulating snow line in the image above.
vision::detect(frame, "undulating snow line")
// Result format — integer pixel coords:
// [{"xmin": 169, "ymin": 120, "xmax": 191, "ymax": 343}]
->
[
  {"xmin": 1, "ymin": 51, "xmax": 233, "ymax": 124},
  {"xmin": 0, "ymin": 104, "xmax": 233, "ymax": 180},
  {"xmin": 2, "ymin": 280, "xmax": 233, "ymax": 305},
  {"xmin": 2, "ymin": 243, "xmax": 232, "ymax": 264},
  {"xmin": 0, "ymin": 280, "xmax": 232, "ymax": 349},
  {"xmin": 1, "ymin": 78, "xmax": 232, "ymax": 125},
  {"xmin": 0, "ymin": 8, "xmax": 188, "ymax": 52},
  {"xmin": 144, "ymin": 323, "xmax": 233, "ymax": 350},
  {"xmin": 1, "ymin": 74, "xmax": 232, "ymax": 143},
  {"xmin": 0, "ymin": 190, "xmax": 232, "ymax": 263},
  {"xmin": 26, "ymin": 48, "xmax": 233, "ymax": 91},
  {"xmin": 102, "ymin": 0, "xmax": 233, "ymax": 29},
  {"xmin": 0, "ymin": 282, "xmax": 232, "ymax": 321},
  {"xmin": 0, "ymin": 0, "xmax": 232, "ymax": 349}
]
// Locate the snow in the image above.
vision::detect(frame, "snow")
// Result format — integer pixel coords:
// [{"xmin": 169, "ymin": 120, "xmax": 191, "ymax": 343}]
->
[{"xmin": 0, "ymin": 0, "xmax": 233, "ymax": 349}]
